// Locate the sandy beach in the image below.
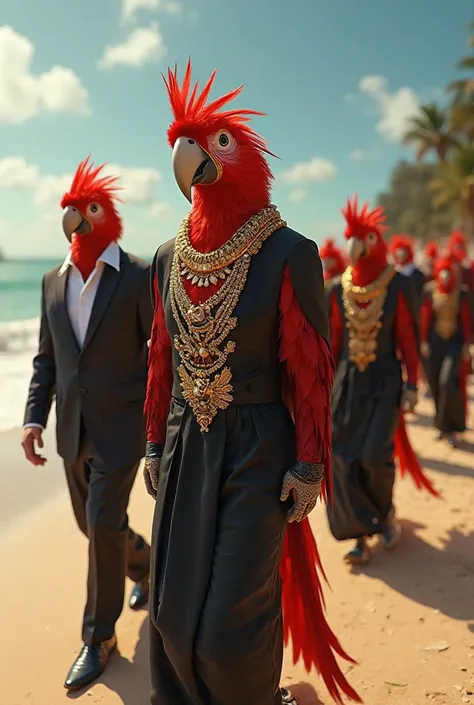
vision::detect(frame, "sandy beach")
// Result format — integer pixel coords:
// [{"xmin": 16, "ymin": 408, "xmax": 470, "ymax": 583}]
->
[{"xmin": 1, "ymin": 391, "xmax": 473, "ymax": 705}]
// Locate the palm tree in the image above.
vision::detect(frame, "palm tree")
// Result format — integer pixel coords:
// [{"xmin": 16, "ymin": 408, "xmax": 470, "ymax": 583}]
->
[
  {"xmin": 430, "ymin": 143, "xmax": 474, "ymax": 237},
  {"xmin": 402, "ymin": 103, "xmax": 459, "ymax": 162},
  {"xmin": 447, "ymin": 20, "xmax": 474, "ymax": 103}
]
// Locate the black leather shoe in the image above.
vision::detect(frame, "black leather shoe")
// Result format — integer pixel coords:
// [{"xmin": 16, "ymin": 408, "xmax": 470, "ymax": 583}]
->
[
  {"xmin": 129, "ymin": 575, "xmax": 149, "ymax": 610},
  {"xmin": 64, "ymin": 635, "xmax": 117, "ymax": 690},
  {"xmin": 381, "ymin": 516, "xmax": 401, "ymax": 549},
  {"xmin": 281, "ymin": 687, "xmax": 297, "ymax": 704}
]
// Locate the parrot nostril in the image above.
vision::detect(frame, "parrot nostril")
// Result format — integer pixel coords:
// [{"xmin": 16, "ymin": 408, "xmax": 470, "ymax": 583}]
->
[{"xmin": 188, "ymin": 139, "xmax": 195, "ymax": 144}]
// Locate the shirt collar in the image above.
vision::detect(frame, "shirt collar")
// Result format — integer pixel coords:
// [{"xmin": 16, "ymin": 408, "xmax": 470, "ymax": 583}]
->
[
  {"xmin": 58, "ymin": 241, "xmax": 121, "ymax": 276},
  {"xmin": 397, "ymin": 262, "xmax": 416, "ymax": 277}
]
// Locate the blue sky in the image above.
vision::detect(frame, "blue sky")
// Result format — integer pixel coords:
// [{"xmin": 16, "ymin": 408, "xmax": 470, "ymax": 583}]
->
[{"xmin": 0, "ymin": 0, "xmax": 472, "ymax": 258}]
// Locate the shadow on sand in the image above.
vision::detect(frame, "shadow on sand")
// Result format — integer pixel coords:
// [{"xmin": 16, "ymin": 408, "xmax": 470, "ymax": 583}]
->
[
  {"xmin": 351, "ymin": 519, "xmax": 474, "ymax": 623},
  {"xmin": 67, "ymin": 616, "xmax": 149, "ymax": 704},
  {"xmin": 420, "ymin": 453, "xmax": 474, "ymax": 478},
  {"xmin": 284, "ymin": 682, "xmax": 325, "ymax": 705}
]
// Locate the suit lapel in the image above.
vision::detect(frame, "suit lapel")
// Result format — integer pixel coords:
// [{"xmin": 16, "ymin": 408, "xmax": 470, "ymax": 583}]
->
[
  {"xmin": 55, "ymin": 268, "xmax": 81, "ymax": 355},
  {"xmin": 82, "ymin": 250, "xmax": 127, "ymax": 351}
]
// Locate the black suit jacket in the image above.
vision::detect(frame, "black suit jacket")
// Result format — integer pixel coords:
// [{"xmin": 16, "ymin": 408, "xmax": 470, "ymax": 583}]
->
[{"xmin": 23, "ymin": 249, "xmax": 153, "ymax": 468}]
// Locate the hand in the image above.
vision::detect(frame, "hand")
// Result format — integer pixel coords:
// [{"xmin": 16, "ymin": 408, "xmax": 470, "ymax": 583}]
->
[
  {"xmin": 280, "ymin": 461, "xmax": 324, "ymax": 523},
  {"xmin": 21, "ymin": 427, "xmax": 46, "ymax": 466},
  {"xmin": 147, "ymin": 339, "xmax": 151, "ymax": 349},
  {"xmin": 144, "ymin": 442, "xmax": 163, "ymax": 499},
  {"xmin": 401, "ymin": 388, "xmax": 418, "ymax": 413},
  {"xmin": 420, "ymin": 342, "xmax": 430, "ymax": 359}
]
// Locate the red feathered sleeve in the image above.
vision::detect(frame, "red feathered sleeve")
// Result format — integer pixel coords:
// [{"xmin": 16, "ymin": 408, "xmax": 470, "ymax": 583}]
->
[
  {"xmin": 395, "ymin": 291, "xmax": 419, "ymax": 386},
  {"xmin": 277, "ymin": 240, "xmax": 361, "ymax": 704},
  {"xmin": 144, "ymin": 273, "xmax": 173, "ymax": 445}
]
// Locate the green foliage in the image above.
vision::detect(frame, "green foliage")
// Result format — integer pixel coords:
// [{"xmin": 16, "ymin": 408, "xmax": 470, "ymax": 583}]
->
[{"xmin": 376, "ymin": 161, "xmax": 456, "ymax": 241}]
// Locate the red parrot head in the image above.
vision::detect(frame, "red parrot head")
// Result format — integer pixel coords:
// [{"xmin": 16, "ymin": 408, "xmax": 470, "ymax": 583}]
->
[
  {"xmin": 447, "ymin": 230, "xmax": 467, "ymax": 261},
  {"xmin": 423, "ymin": 241, "xmax": 438, "ymax": 261},
  {"xmin": 434, "ymin": 256, "xmax": 458, "ymax": 294},
  {"xmin": 163, "ymin": 59, "xmax": 274, "ymax": 248},
  {"xmin": 341, "ymin": 196, "xmax": 388, "ymax": 285},
  {"xmin": 319, "ymin": 238, "xmax": 346, "ymax": 280},
  {"xmin": 60, "ymin": 157, "xmax": 122, "ymax": 279},
  {"xmin": 389, "ymin": 234, "xmax": 414, "ymax": 265}
]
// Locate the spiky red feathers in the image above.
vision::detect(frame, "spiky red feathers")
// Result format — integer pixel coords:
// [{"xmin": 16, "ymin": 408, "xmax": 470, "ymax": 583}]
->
[
  {"xmin": 163, "ymin": 59, "xmax": 274, "ymax": 157},
  {"xmin": 341, "ymin": 195, "xmax": 387, "ymax": 240},
  {"xmin": 389, "ymin": 234, "xmax": 413, "ymax": 253},
  {"xmin": 61, "ymin": 156, "xmax": 123, "ymax": 210}
]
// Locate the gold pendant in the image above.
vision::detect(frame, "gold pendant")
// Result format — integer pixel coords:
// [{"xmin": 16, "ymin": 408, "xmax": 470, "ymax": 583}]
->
[{"xmin": 178, "ymin": 365, "xmax": 233, "ymax": 432}]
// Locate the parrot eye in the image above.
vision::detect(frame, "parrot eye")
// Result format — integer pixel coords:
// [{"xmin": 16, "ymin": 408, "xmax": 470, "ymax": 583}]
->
[
  {"xmin": 366, "ymin": 232, "xmax": 377, "ymax": 246},
  {"xmin": 210, "ymin": 129, "xmax": 236, "ymax": 154},
  {"xmin": 218, "ymin": 133, "xmax": 229, "ymax": 147},
  {"xmin": 87, "ymin": 202, "xmax": 103, "ymax": 218}
]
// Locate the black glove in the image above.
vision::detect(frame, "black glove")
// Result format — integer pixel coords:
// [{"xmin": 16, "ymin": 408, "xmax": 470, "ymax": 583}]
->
[
  {"xmin": 280, "ymin": 460, "xmax": 324, "ymax": 522},
  {"xmin": 144, "ymin": 442, "xmax": 163, "ymax": 499}
]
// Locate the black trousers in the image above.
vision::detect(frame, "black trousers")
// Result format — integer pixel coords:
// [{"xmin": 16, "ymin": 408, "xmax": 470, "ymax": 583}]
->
[{"xmin": 63, "ymin": 424, "xmax": 150, "ymax": 645}]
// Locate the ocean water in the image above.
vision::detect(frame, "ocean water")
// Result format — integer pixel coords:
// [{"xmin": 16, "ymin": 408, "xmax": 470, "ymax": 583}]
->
[{"xmin": 0, "ymin": 259, "xmax": 61, "ymax": 432}]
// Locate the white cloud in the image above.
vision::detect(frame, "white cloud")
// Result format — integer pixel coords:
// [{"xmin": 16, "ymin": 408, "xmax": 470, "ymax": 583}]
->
[
  {"xmin": 0, "ymin": 25, "xmax": 90, "ymax": 123},
  {"xmin": 358, "ymin": 74, "xmax": 421, "ymax": 142},
  {"xmin": 349, "ymin": 148, "xmax": 365, "ymax": 161},
  {"xmin": 0, "ymin": 157, "xmax": 162, "ymax": 208},
  {"xmin": 0, "ymin": 157, "xmax": 39, "ymax": 188},
  {"xmin": 288, "ymin": 188, "xmax": 307, "ymax": 203},
  {"xmin": 105, "ymin": 164, "xmax": 162, "ymax": 204},
  {"xmin": 148, "ymin": 201, "xmax": 172, "ymax": 218},
  {"xmin": 98, "ymin": 24, "xmax": 166, "ymax": 69},
  {"xmin": 121, "ymin": 0, "xmax": 182, "ymax": 22},
  {"xmin": 34, "ymin": 174, "xmax": 73, "ymax": 206},
  {"xmin": 280, "ymin": 157, "xmax": 337, "ymax": 185}
]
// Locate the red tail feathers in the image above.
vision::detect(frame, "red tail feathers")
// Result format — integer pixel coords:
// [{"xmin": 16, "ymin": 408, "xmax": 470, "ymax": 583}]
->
[
  {"xmin": 280, "ymin": 520, "xmax": 362, "ymax": 703},
  {"xmin": 394, "ymin": 414, "xmax": 440, "ymax": 497}
]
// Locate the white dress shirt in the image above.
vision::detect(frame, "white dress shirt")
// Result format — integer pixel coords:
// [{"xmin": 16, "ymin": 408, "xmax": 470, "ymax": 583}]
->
[
  {"xmin": 58, "ymin": 241, "xmax": 121, "ymax": 347},
  {"xmin": 396, "ymin": 262, "xmax": 416, "ymax": 277},
  {"xmin": 24, "ymin": 242, "xmax": 121, "ymax": 430}
]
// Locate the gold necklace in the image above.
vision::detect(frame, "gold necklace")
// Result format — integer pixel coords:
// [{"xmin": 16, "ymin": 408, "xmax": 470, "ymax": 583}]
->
[
  {"xmin": 341, "ymin": 265, "xmax": 396, "ymax": 372},
  {"xmin": 177, "ymin": 204, "xmax": 286, "ymax": 287},
  {"xmin": 170, "ymin": 207, "xmax": 286, "ymax": 432}
]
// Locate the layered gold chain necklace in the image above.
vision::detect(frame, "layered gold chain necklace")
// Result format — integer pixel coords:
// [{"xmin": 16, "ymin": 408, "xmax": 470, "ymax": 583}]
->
[
  {"xmin": 341, "ymin": 264, "xmax": 396, "ymax": 372},
  {"xmin": 170, "ymin": 205, "xmax": 286, "ymax": 432}
]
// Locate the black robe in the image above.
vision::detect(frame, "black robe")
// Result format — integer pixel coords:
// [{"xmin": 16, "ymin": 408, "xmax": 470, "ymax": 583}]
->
[
  {"xmin": 422, "ymin": 287, "xmax": 468, "ymax": 434},
  {"xmin": 148, "ymin": 227, "xmax": 328, "ymax": 705},
  {"xmin": 326, "ymin": 272, "xmax": 418, "ymax": 541}
]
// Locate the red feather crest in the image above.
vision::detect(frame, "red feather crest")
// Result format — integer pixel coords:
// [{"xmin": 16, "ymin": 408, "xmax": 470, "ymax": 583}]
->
[
  {"xmin": 389, "ymin": 234, "xmax": 413, "ymax": 253},
  {"xmin": 319, "ymin": 238, "xmax": 340, "ymax": 259},
  {"xmin": 424, "ymin": 241, "xmax": 438, "ymax": 258},
  {"xmin": 449, "ymin": 230, "xmax": 467, "ymax": 246},
  {"xmin": 163, "ymin": 59, "xmax": 275, "ymax": 156},
  {"xmin": 341, "ymin": 195, "xmax": 387, "ymax": 240},
  {"xmin": 60, "ymin": 156, "xmax": 122, "ymax": 209}
]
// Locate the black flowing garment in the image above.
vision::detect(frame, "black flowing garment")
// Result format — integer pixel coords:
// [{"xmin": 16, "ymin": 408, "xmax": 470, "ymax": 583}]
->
[
  {"xmin": 326, "ymin": 272, "xmax": 417, "ymax": 541},
  {"xmin": 148, "ymin": 228, "xmax": 328, "ymax": 705},
  {"xmin": 422, "ymin": 287, "xmax": 467, "ymax": 434}
]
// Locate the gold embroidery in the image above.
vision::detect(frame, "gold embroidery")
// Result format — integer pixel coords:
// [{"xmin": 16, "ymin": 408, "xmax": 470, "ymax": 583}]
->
[
  {"xmin": 341, "ymin": 265, "xmax": 396, "ymax": 372},
  {"xmin": 432, "ymin": 289, "xmax": 460, "ymax": 340},
  {"xmin": 170, "ymin": 207, "xmax": 286, "ymax": 432}
]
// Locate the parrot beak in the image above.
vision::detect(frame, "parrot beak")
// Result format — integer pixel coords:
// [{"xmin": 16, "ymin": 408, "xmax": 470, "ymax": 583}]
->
[
  {"xmin": 395, "ymin": 248, "xmax": 407, "ymax": 263},
  {"xmin": 347, "ymin": 237, "xmax": 365, "ymax": 265},
  {"xmin": 172, "ymin": 136, "xmax": 220, "ymax": 203},
  {"xmin": 439, "ymin": 269, "xmax": 451, "ymax": 283},
  {"xmin": 62, "ymin": 206, "xmax": 91, "ymax": 242}
]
